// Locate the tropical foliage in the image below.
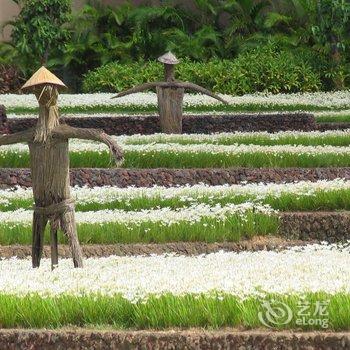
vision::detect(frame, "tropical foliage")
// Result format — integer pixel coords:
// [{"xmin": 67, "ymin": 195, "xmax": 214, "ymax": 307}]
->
[{"xmin": 1, "ymin": 0, "xmax": 350, "ymax": 92}]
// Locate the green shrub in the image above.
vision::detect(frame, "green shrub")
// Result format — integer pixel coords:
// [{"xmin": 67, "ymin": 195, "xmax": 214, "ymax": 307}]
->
[
  {"xmin": 83, "ymin": 61, "xmax": 162, "ymax": 93},
  {"xmin": 82, "ymin": 45, "xmax": 322, "ymax": 94},
  {"xmin": 228, "ymin": 45, "xmax": 322, "ymax": 94}
]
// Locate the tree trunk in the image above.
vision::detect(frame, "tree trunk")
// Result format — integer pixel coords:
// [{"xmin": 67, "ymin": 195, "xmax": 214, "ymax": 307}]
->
[{"xmin": 156, "ymin": 86, "xmax": 184, "ymax": 134}]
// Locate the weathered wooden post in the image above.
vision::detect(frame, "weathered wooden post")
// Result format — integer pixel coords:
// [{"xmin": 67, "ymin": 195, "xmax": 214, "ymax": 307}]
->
[
  {"xmin": 0, "ymin": 66, "xmax": 123, "ymax": 269},
  {"xmin": 113, "ymin": 52, "xmax": 227, "ymax": 134},
  {"xmin": 156, "ymin": 53, "xmax": 184, "ymax": 133}
]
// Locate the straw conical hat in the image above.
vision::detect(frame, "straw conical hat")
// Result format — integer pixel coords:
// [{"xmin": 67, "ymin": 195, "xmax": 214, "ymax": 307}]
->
[
  {"xmin": 22, "ymin": 66, "xmax": 67, "ymax": 90},
  {"xmin": 158, "ymin": 51, "xmax": 179, "ymax": 65}
]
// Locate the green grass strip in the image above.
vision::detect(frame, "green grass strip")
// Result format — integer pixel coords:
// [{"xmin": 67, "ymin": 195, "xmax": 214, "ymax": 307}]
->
[
  {"xmin": 123, "ymin": 150, "xmax": 350, "ymax": 168},
  {"xmin": 316, "ymin": 115, "xmax": 350, "ymax": 123},
  {"xmin": 2, "ymin": 189, "xmax": 350, "ymax": 212},
  {"xmin": 6, "ymin": 103, "xmax": 344, "ymax": 115},
  {"xmin": 2, "ymin": 150, "xmax": 350, "ymax": 168},
  {"xmin": 0, "ymin": 212, "xmax": 278, "ymax": 245},
  {"xmin": 0, "ymin": 292, "xmax": 347, "ymax": 330},
  {"xmin": 124, "ymin": 133, "xmax": 350, "ymax": 146}
]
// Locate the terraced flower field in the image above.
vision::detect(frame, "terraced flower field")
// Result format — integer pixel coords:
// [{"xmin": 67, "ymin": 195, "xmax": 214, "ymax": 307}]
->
[{"xmin": 1, "ymin": 92, "xmax": 350, "ymax": 337}]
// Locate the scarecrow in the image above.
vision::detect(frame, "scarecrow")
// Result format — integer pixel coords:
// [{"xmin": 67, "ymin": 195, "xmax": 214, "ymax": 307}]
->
[
  {"xmin": 0, "ymin": 67, "xmax": 123, "ymax": 269},
  {"xmin": 113, "ymin": 52, "xmax": 227, "ymax": 133}
]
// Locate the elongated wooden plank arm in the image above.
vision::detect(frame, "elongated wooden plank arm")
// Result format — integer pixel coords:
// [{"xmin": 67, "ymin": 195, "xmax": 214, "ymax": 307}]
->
[
  {"xmin": 0, "ymin": 129, "xmax": 33, "ymax": 145},
  {"xmin": 177, "ymin": 82, "xmax": 228, "ymax": 104},
  {"xmin": 113, "ymin": 81, "xmax": 227, "ymax": 104},
  {"xmin": 53, "ymin": 125, "xmax": 124, "ymax": 164},
  {"xmin": 112, "ymin": 82, "xmax": 162, "ymax": 98}
]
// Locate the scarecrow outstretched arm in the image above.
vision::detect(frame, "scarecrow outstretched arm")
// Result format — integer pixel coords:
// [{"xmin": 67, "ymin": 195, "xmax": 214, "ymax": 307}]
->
[
  {"xmin": 53, "ymin": 125, "xmax": 123, "ymax": 163},
  {"xmin": 129, "ymin": 81, "xmax": 228, "ymax": 104},
  {"xmin": 178, "ymin": 82, "xmax": 228, "ymax": 104},
  {"xmin": 113, "ymin": 82, "xmax": 161, "ymax": 98},
  {"xmin": 113, "ymin": 81, "xmax": 227, "ymax": 104},
  {"xmin": 0, "ymin": 129, "xmax": 33, "ymax": 145}
]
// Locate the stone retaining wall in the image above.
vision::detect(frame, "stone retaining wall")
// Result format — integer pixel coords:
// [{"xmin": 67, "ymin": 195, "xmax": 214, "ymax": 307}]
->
[
  {"xmin": 1, "ymin": 167, "xmax": 349, "ymax": 188},
  {"xmin": 4, "ymin": 113, "xmax": 316, "ymax": 134},
  {"xmin": 317, "ymin": 122, "xmax": 350, "ymax": 131},
  {"xmin": 0, "ymin": 329, "xmax": 348, "ymax": 350},
  {"xmin": 280, "ymin": 211, "xmax": 350, "ymax": 242}
]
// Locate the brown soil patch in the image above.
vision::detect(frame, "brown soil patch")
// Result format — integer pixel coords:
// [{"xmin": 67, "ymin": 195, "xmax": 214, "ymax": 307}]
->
[
  {"xmin": 0, "ymin": 328, "xmax": 349, "ymax": 350},
  {"xmin": 0, "ymin": 236, "xmax": 310, "ymax": 259}
]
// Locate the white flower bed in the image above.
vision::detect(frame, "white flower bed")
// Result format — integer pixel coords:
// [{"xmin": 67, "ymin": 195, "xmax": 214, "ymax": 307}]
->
[
  {"xmin": 119, "ymin": 143, "xmax": 350, "ymax": 156},
  {"xmin": 4, "ymin": 130, "xmax": 350, "ymax": 148},
  {"xmin": 5, "ymin": 110, "xmax": 350, "ymax": 119},
  {"xmin": 0, "ymin": 242, "xmax": 349, "ymax": 300},
  {"xmin": 2, "ymin": 141, "xmax": 350, "ymax": 155},
  {"xmin": 2, "ymin": 91, "xmax": 350, "ymax": 109},
  {"xmin": 117, "ymin": 130, "xmax": 350, "ymax": 144},
  {"xmin": 1, "ymin": 179, "xmax": 349, "ymax": 207},
  {"xmin": 0, "ymin": 203, "xmax": 276, "ymax": 227}
]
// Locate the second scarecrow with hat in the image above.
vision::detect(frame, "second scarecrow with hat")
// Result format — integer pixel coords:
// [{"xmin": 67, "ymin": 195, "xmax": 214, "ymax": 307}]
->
[
  {"xmin": 114, "ymin": 52, "xmax": 227, "ymax": 133},
  {"xmin": 0, "ymin": 67, "xmax": 123, "ymax": 269}
]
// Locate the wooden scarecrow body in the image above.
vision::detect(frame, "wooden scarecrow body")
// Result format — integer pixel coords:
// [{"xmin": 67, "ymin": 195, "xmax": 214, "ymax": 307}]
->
[
  {"xmin": 114, "ymin": 52, "xmax": 227, "ymax": 133},
  {"xmin": 0, "ymin": 67, "xmax": 123, "ymax": 269}
]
